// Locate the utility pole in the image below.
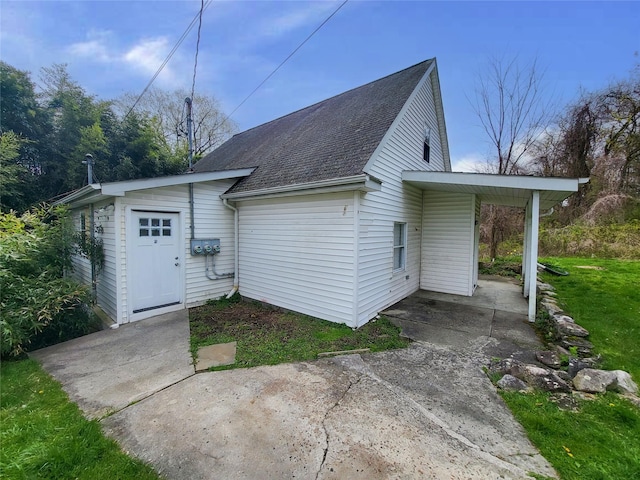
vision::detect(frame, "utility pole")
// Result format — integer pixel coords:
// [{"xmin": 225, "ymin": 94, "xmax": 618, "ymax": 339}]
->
[
  {"xmin": 186, "ymin": 97, "xmax": 195, "ymax": 240},
  {"xmin": 185, "ymin": 97, "xmax": 194, "ymax": 169}
]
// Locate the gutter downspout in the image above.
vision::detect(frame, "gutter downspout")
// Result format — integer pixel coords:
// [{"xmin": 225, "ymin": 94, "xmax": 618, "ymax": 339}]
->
[{"xmin": 223, "ymin": 198, "xmax": 239, "ymax": 298}]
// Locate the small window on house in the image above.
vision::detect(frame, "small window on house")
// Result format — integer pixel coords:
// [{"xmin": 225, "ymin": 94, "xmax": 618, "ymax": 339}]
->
[
  {"xmin": 80, "ymin": 212, "xmax": 87, "ymax": 248},
  {"xmin": 393, "ymin": 222, "xmax": 406, "ymax": 271},
  {"xmin": 423, "ymin": 125, "xmax": 432, "ymax": 163}
]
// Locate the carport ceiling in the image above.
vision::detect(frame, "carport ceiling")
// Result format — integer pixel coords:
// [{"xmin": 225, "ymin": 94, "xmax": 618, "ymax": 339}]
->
[{"xmin": 402, "ymin": 171, "xmax": 588, "ymax": 210}]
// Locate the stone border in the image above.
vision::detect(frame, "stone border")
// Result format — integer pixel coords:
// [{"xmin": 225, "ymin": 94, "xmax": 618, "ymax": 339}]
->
[{"xmin": 487, "ymin": 271, "xmax": 638, "ymax": 401}]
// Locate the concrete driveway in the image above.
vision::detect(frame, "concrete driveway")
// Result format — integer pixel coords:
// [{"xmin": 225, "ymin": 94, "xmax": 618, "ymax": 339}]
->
[{"xmin": 31, "ymin": 284, "xmax": 556, "ymax": 479}]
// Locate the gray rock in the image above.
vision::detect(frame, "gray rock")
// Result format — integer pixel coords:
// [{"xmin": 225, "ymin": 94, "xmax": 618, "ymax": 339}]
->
[
  {"xmin": 554, "ymin": 345, "xmax": 571, "ymax": 357},
  {"xmin": 488, "ymin": 358, "xmax": 524, "ymax": 377},
  {"xmin": 573, "ymin": 369, "xmax": 617, "ymax": 393},
  {"xmin": 610, "ymin": 370, "xmax": 638, "ymax": 394},
  {"xmin": 560, "ymin": 337, "xmax": 594, "ymax": 357},
  {"xmin": 556, "ymin": 370, "xmax": 572, "ymax": 382},
  {"xmin": 556, "ymin": 319, "xmax": 590, "ymax": 338},
  {"xmin": 522, "ymin": 364, "xmax": 550, "ymax": 380},
  {"xmin": 581, "ymin": 355, "xmax": 602, "ymax": 368},
  {"xmin": 552, "ymin": 313, "xmax": 575, "ymax": 324},
  {"xmin": 530, "ymin": 372, "xmax": 572, "ymax": 393},
  {"xmin": 520, "ymin": 364, "xmax": 572, "ymax": 392},
  {"xmin": 622, "ymin": 393, "xmax": 640, "ymax": 408},
  {"xmin": 568, "ymin": 358, "xmax": 591, "ymax": 378},
  {"xmin": 497, "ymin": 374, "xmax": 528, "ymax": 392},
  {"xmin": 541, "ymin": 299, "xmax": 562, "ymax": 315},
  {"xmin": 536, "ymin": 351, "xmax": 562, "ymax": 369},
  {"xmin": 537, "ymin": 281, "xmax": 555, "ymax": 292}
]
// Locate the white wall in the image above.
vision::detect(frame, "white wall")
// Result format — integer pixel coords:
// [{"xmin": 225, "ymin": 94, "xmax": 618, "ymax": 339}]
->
[
  {"xmin": 238, "ymin": 192, "xmax": 356, "ymax": 325},
  {"xmin": 114, "ymin": 180, "xmax": 236, "ymax": 323},
  {"xmin": 357, "ymin": 68, "xmax": 447, "ymax": 324},
  {"xmin": 420, "ymin": 191, "xmax": 476, "ymax": 296},
  {"xmin": 69, "ymin": 201, "xmax": 117, "ymax": 320},
  {"xmin": 94, "ymin": 202, "xmax": 117, "ymax": 319}
]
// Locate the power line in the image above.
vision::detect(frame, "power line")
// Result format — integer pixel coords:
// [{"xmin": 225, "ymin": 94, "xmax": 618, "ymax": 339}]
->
[
  {"xmin": 191, "ymin": 0, "xmax": 204, "ymax": 102},
  {"xmin": 226, "ymin": 0, "xmax": 349, "ymax": 120},
  {"xmin": 124, "ymin": 0, "xmax": 212, "ymax": 120}
]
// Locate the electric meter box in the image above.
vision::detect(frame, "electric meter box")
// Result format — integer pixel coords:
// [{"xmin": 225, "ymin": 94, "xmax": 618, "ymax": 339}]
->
[{"xmin": 190, "ymin": 238, "xmax": 221, "ymax": 255}]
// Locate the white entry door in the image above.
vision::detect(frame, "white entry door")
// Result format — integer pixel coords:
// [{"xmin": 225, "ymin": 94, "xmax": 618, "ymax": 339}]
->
[{"xmin": 130, "ymin": 211, "xmax": 182, "ymax": 313}]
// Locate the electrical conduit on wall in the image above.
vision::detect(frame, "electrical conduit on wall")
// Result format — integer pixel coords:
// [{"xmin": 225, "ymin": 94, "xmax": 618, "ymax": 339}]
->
[{"xmin": 222, "ymin": 199, "xmax": 239, "ymax": 298}]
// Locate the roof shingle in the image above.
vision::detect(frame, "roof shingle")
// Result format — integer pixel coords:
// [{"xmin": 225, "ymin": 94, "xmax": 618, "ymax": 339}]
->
[{"xmin": 193, "ymin": 59, "xmax": 434, "ymax": 193}]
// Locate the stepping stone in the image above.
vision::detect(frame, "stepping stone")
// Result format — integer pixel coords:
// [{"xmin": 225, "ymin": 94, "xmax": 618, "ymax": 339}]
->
[{"xmin": 196, "ymin": 342, "xmax": 237, "ymax": 372}]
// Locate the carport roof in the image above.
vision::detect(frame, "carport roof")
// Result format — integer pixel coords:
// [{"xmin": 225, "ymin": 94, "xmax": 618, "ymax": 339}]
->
[{"xmin": 402, "ymin": 171, "xmax": 588, "ymax": 210}]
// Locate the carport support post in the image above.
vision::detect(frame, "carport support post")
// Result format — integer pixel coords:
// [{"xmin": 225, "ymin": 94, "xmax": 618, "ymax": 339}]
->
[
  {"xmin": 526, "ymin": 191, "xmax": 540, "ymax": 322},
  {"xmin": 522, "ymin": 202, "xmax": 531, "ymax": 295}
]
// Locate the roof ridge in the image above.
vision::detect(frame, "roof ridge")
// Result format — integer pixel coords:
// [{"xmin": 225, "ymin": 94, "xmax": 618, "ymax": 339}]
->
[{"xmin": 235, "ymin": 58, "xmax": 434, "ymax": 137}]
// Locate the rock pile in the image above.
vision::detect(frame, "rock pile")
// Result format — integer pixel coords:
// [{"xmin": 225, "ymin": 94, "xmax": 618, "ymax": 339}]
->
[
  {"xmin": 488, "ymin": 277, "xmax": 638, "ymax": 400},
  {"xmin": 488, "ymin": 358, "xmax": 638, "ymax": 395}
]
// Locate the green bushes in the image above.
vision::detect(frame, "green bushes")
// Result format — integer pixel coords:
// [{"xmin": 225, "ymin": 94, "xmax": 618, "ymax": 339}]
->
[{"xmin": 0, "ymin": 205, "xmax": 97, "ymax": 357}]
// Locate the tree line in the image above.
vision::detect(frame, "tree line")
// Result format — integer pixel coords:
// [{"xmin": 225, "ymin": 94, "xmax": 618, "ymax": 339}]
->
[
  {"xmin": 473, "ymin": 57, "xmax": 639, "ymax": 258},
  {"xmin": 0, "ymin": 62, "xmax": 236, "ymax": 213}
]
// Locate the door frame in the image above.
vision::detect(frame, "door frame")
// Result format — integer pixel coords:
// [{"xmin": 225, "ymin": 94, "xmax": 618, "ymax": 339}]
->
[{"xmin": 126, "ymin": 206, "xmax": 185, "ymax": 322}]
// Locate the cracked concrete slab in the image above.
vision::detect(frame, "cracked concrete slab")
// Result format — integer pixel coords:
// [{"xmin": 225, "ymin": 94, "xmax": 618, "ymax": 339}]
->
[
  {"xmin": 31, "ymin": 278, "xmax": 557, "ymax": 479},
  {"xmin": 101, "ymin": 347, "xmax": 555, "ymax": 479}
]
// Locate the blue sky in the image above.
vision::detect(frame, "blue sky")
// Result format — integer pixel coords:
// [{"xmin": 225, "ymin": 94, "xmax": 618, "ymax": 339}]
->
[{"xmin": 2, "ymin": 1, "xmax": 638, "ymax": 171}]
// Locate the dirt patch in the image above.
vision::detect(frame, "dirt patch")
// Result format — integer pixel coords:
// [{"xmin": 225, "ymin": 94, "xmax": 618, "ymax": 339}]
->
[
  {"xmin": 574, "ymin": 265, "xmax": 605, "ymax": 270},
  {"xmin": 191, "ymin": 301, "xmax": 294, "ymax": 339}
]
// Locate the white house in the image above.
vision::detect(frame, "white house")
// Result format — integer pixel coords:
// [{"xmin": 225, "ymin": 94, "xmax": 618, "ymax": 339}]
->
[{"xmin": 57, "ymin": 59, "xmax": 586, "ymax": 327}]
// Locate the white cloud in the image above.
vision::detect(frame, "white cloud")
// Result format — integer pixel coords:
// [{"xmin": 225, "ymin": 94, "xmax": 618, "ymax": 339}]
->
[
  {"xmin": 68, "ymin": 30, "xmax": 114, "ymax": 62},
  {"xmin": 123, "ymin": 37, "xmax": 173, "ymax": 80},
  {"xmin": 451, "ymin": 153, "xmax": 488, "ymax": 173},
  {"xmin": 67, "ymin": 32, "xmax": 181, "ymax": 87},
  {"xmin": 262, "ymin": 2, "xmax": 336, "ymax": 37}
]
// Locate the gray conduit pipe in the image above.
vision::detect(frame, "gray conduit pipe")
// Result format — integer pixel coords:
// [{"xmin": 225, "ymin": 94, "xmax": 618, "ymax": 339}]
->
[
  {"xmin": 205, "ymin": 253, "xmax": 233, "ymax": 280},
  {"xmin": 222, "ymin": 198, "xmax": 239, "ymax": 298}
]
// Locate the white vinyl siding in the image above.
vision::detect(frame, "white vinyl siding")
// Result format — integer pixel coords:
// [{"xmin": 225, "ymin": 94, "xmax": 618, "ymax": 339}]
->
[
  {"xmin": 94, "ymin": 202, "xmax": 117, "ymax": 319},
  {"xmin": 115, "ymin": 180, "xmax": 236, "ymax": 323},
  {"xmin": 357, "ymin": 68, "xmax": 445, "ymax": 325},
  {"xmin": 68, "ymin": 201, "xmax": 117, "ymax": 320},
  {"xmin": 420, "ymin": 191, "xmax": 476, "ymax": 296},
  {"xmin": 69, "ymin": 208, "xmax": 92, "ymax": 286},
  {"xmin": 238, "ymin": 192, "xmax": 355, "ymax": 326}
]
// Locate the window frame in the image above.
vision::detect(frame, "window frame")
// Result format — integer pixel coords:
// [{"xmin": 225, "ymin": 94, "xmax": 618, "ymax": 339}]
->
[
  {"xmin": 393, "ymin": 222, "xmax": 407, "ymax": 272},
  {"xmin": 423, "ymin": 124, "xmax": 432, "ymax": 163}
]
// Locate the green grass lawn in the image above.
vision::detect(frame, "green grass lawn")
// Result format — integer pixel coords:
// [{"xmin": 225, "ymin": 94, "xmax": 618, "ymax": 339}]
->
[
  {"xmin": 500, "ymin": 257, "xmax": 640, "ymax": 480},
  {"xmin": 189, "ymin": 295, "xmax": 410, "ymax": 370},
  {"xmin": 539, "ymin": 257, "xmax": 640, "ymax": 380},
  {"xmin": 0, "ymin": 359, "xmax": 159, "ymax": 480}
]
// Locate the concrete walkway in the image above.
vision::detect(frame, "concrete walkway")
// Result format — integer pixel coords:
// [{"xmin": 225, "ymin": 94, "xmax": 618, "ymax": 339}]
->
[
  {"xmin": 30, "ymin": 283, "xmax": 556, "ymax": 479},
  {"xmin": 30, "ymin": 310, "xmax": 194, "ymax": 419}
]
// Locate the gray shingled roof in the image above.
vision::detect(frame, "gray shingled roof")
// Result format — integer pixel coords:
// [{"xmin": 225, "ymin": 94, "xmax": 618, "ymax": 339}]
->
[{"xmin": 193, "ymin": 59, "xmax": 434, "ymax": 194}]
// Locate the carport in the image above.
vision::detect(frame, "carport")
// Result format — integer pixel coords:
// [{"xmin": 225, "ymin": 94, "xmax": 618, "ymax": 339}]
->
[{"xmin": 403, "ymin": 171, "xmax": 588, "ymax": 321}]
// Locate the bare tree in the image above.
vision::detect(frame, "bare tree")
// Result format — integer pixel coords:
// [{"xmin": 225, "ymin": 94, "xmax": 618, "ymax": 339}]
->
[
  {"xmin": 118, "ymin": 88, "xmax": 237, "ymax": 160},
  {"xmin": 473, "ymin": 56, "xmax": 551, "ymax": 175},
  {"xmin": 472, "ymin": 56, "xmax": 553, "ymax": 259}
]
